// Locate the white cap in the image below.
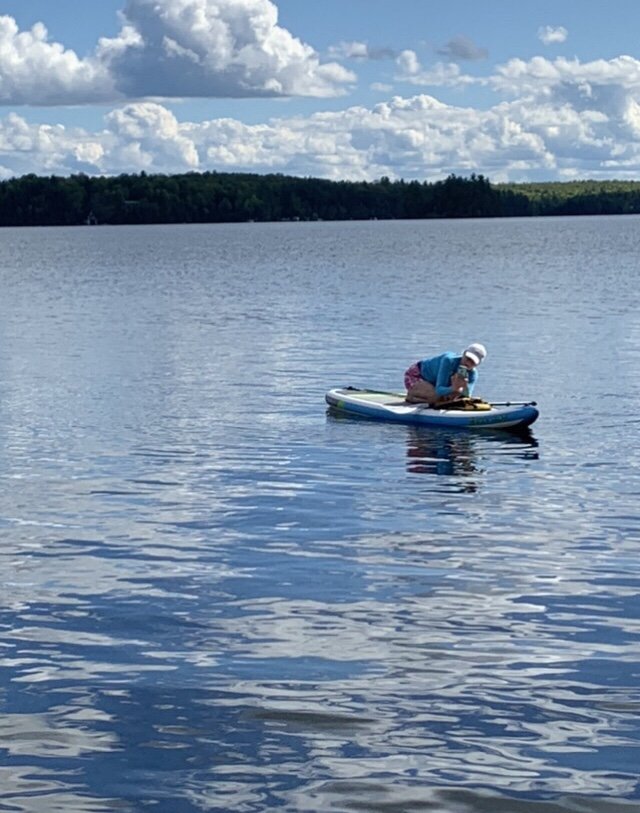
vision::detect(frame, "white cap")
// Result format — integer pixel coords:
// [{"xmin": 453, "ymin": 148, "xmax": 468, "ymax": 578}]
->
[{"xmin": 463, "ymin": 342, "xmax": 487, "ymax": 365}]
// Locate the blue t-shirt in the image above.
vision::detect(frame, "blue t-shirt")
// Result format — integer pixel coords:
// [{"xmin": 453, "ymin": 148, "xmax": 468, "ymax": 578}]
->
[{"xmin": 418, "ymin": 352, "xmax": 478, "ymax": 396}]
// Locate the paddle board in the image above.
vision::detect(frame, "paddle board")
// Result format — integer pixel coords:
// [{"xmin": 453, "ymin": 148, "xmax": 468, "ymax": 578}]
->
[{"xmin": 326, "ymin": 387, "xmax": 538, "ymax": 430}]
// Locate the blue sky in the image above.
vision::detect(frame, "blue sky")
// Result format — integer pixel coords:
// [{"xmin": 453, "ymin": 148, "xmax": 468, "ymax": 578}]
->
[{"xmin": 2, "ymin": 0, "xmax": 640, "ymax": 182}]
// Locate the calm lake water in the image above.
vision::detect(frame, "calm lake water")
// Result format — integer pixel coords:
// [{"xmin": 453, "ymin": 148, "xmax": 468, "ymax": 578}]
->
[{"xmin": 0, "ymin": 217, "xmax": 639, "ymax": 812}]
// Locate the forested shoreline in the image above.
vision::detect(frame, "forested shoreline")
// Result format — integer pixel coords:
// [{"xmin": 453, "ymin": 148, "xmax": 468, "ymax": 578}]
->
[{"xmin": 2, "ymin": 171, "xmax": 640, "ymax": 227}]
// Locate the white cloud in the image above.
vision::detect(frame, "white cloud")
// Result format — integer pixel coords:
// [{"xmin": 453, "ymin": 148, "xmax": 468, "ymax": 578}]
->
[
  {"xmin": 538, "ymin": 25, "xmax": 568, "ymax": 46},
  {"xmin": 0, "ymin": 1, "xmax": 354, "ymax": 106},
  {"xmin": 74, "ymin": 142, "xmax": 105, "ymax": 165},
  {"xmin": 328, "ymin": 41, "xmax": 369, "ymax": 60},
  {"xmin": 4, "ymin": 37, "xmax": 640, "ymax": 182},
  {"xmin": 100, "ymin": 0, "xmax": 355, "ymax": 98},
  {"xmin": 397, "ymin": 50, "xmax": 421, "ymax": 76},
  {"xmin": 493, "ymin": 55, "xmax": 640, "ymax": 95},
  {"xmin": 491, "ymin": 55, "xmax": 640, "ymax": 140},
  {"xmin": 0, "ymin": 94, "xmax": 600, "ymax": 182},
  {"xmin": 371, "ymin": 82, "xmax": 393, "ymax": 93},
  {"xmin": 178, "ymin": 93, "xmax": 565, "ymax": 179},
  {"xmin": 0, "ymin": 15, "xmax": 113, "ymax": 104},
  {"xmin": 396, "ymin": 52, "xmax": 479, "ymax": 88},
  {"xmin": 328, "ymin": 40, "xmax": 396, "ymax": 61},
  {"xmin": 104, "ymin": 103, "xmax": 200, "ymax": 171},
  {"xmin": 0, "ymin": 113, "xmax": 106, "ymax": 175}
]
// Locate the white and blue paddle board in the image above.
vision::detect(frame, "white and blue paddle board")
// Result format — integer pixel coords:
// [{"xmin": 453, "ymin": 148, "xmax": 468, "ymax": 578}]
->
[{"xmin": 326, "ymin": 387, "xmax": 538, "ymax": 430}]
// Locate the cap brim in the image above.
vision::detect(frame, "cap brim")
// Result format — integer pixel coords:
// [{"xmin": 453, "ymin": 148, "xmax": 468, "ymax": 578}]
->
[{"xmin": 464, "ymin": 352, "xmax": 481, "ymax": 364}]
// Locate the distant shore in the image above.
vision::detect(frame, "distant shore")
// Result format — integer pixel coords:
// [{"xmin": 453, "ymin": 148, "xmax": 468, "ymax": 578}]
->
[{"xmin": 3, "ymin": 171, "xmax": 640, "ymax": 227}]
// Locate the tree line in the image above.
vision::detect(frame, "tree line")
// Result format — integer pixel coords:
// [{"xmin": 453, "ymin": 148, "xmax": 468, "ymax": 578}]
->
[{"xmin": 2, "ymin": 171, "xmax": 640, "ymax": 227}]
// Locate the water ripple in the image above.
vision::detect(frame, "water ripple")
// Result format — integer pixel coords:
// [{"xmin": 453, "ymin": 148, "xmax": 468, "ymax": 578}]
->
[{"xmin": 1, "ymin": 220, "xmax": 640, "ymax": 811}]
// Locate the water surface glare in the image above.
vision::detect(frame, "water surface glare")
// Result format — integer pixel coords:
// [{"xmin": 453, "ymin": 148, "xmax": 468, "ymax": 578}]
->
[{"xmin": 1, "ymin": 218, "xmax": 639, "ymax": 812}]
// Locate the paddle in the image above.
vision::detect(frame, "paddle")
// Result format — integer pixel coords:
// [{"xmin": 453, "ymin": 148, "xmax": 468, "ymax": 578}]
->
[
  {"xmin": 343, "ymin": 388, "xmax": 537, "ymax": 408},
  {"xmin": 490, "ymin": 400, "xmax": 537, "ymax": 406}
]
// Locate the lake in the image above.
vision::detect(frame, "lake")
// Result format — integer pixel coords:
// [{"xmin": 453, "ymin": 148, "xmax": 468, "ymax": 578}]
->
[{"xmin": 0, "ymin": 216, "xmax": 639, "ymax": 812}]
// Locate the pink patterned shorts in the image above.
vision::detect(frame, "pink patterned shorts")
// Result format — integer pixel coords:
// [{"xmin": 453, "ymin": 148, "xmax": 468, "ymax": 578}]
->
[{"xmin": 404, "ymin": 362, "xmax": 422, "ymax": 390}]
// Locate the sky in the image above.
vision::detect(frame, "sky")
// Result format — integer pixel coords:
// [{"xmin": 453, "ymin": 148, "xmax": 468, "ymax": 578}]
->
[{"xmin": 2, "ymin": 0, "xmax": 640, "ymax": 182}]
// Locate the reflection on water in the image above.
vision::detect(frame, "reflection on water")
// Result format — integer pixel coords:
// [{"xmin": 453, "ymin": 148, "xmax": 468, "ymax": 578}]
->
[
  {"xmin": 327, "ymin": 411, "xmax": 539, "ymax": 487},
  {"xmin": 406, "ymin": 426, "xmax": 481, "ymax": 479},
  {"xmin": 1, "ymin": 220, "xmax": 640, "ymax": 812},
  {"xmin": 405, "ymin": 425, "xmax": 538, "ymax": 483}
]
